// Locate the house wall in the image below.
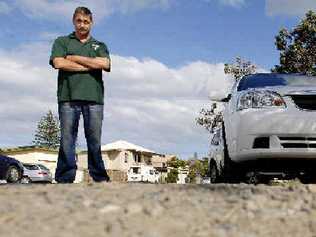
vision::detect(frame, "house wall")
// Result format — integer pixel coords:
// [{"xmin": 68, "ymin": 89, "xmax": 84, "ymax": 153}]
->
[
  {"xmin": 79, "ymin": 150, "xmax": 154, "ymax": 172},
  {"xmin": 152, "ymin": 155, "xmax": 175, "ymax": 168},
  {"xmin": 104, "ymin": 150, "xmax": 129, "ymax": 171}
]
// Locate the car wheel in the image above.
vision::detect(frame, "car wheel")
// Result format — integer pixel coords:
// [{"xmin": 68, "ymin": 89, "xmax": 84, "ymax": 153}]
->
[
  {"xmin": 299, "ymin": 173, "xmax": 316, "ymax": 184},
  {"xmin": 245, "ymin": 172, "xmax": 259, "ymax": 185},
  {"xmin": 209, "ymin": 161, "xmax": 218, "ymax": 183},
  {"xmin": 6, "ymin": 166, "xmax": 21, "ymax": 183},
  {"xmin": 21, "ymin": 176, "xmax": 32, "ymax": 184}
]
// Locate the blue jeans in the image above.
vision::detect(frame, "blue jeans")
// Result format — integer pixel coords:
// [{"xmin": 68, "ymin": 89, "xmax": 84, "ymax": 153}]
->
[{"xmin": 55, "ymin": 101, "xmax": 110, "ymax": 183}]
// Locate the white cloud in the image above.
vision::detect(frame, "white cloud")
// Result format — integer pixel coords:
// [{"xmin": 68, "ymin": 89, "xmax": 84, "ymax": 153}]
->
[
  {"xmin": 109, "ymin": 55, "xmax": 232, "ymax": 100},
  {"xmin": 10, "ymin": 0, "xmax": 171, "ymax": 22},
  {"xmin": 39, "ymin": 32, "xmax": 62, "ymax": 41},
  {"xmin": 0, "ymin": 39, "xmax": 232, "ymax": 158},
  {"xmin": 0, "ymin": 1, "xmax": 12, "ymax": 14},
  {"xmin": 217, "ymin": 0, "xmax": 246, "ymax": 8},
  {"xmin": 266, "ymin": 0, "xmax": 316, "ymax": 16}
]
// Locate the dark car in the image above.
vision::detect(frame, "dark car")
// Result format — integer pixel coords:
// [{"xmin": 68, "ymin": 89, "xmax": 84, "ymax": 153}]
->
[{"xmin": 0, "ymin": 155, "xmax": 24, "ymax": 183}]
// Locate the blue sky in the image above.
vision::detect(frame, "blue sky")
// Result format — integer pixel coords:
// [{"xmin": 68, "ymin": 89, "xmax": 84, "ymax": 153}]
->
[
  {"xmin": 1, "ymin": 0, "xmax": 300, "ymax": 68},
  {"xmin": 0, "ymin": 0, "xmax": 314, "ymax": 159}
]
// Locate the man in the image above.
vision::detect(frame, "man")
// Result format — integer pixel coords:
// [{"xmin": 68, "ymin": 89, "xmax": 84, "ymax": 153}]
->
[{"xmin": 50, "ymin": 7, "xmax": 111, "ymax": 183}]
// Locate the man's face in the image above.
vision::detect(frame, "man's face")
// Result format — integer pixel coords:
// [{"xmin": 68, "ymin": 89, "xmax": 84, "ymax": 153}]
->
[{"xmin": 73, "ymin": 13, "xmax": 93, "ymax": 36}]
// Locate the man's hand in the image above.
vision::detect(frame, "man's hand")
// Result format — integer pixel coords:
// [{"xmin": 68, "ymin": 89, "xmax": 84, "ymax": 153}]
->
[
  {"xmin": 53, "ymin": 57, "xmax": 90, "ymax": 72},
  {"xmin": 66, "ymin": 55, "xmax": 111, "ymax": 72}
]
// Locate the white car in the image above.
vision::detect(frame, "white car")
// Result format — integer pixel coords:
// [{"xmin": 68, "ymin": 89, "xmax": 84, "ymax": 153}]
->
[
  {"xmin": 127, "ymin": 165, "xmax": 160, "ymax": 183},
  {"xmin": 212, "ymin": 73, "xmax": 316, "ymax": 183},
  {"xmin": 21, "ymin": 163, "xmax": 53, "ymax": 184}
]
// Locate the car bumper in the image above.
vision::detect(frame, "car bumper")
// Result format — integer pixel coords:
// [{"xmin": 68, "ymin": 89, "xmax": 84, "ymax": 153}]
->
[
  {"xmin": 30, "ymin": 176, "xmax": 53, "ymax": 183},
  {"xmin": 229, "ymin": 108, "xmax": 316, "ymax": 161},
  {"xmin": 127, "ymin": 176, "xmax": 141, "ymax": 182}
]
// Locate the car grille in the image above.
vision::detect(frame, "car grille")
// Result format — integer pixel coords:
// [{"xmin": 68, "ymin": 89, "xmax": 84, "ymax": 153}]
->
[
  {"xmin": 290, "ymin": 95, "xmax": 316, "ymax": 110},
  {"xmin": 279, "ymin": 136, "xmax": 316, "ymax": 148}
]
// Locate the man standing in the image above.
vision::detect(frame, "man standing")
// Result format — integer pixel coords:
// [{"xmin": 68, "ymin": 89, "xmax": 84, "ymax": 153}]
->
[{"xmin": 50, "ymin": 7, "xmax": 111, "ymax": 183}]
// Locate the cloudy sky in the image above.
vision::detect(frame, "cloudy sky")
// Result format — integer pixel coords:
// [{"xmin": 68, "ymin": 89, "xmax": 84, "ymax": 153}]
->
[{"xmin": 0, "ymin": 0, "xmax": 313, "ymax": 159}]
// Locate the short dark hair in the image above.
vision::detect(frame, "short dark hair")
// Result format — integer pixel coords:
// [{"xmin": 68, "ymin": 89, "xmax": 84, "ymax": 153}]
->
[{"xmin": 73, "ymin": 7, "xmax": 93, "ymax": 21}]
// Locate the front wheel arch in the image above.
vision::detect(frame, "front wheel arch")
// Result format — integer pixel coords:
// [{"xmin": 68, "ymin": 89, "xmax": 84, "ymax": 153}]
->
[{"xmin": 221, "ymin": 123, "xmax": 242, "ymax": 183}]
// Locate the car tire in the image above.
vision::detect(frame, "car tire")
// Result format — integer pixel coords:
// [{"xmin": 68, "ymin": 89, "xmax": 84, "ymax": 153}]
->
[
  {"xmin": 6, "ymin": 166, "xmax": 21, "ymax": 183},
  {"xmin": 222, "ymin": 124, "xmax": 242, "ymax": 183},
  {"xmin": 299, "ymin": 173, "xmax": 316, "ymax": 184},
  {"xmin": 245, "ymin": 171, "xmax": 260, "ymax": 185}
]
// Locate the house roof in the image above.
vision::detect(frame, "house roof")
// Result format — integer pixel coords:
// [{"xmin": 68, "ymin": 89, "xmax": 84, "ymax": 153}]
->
[
  {"xmin": 0, "ymin": 145, "xmax": 59, "ymax": 155},
  {"xmin": 101, "ymin": 140, "xmax": 157, "ymax": 155}
]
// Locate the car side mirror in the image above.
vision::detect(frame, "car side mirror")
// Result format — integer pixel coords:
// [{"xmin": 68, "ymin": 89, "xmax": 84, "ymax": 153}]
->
[
  {"xmin": 221, "ymin": 94, "xmax": 231, "ymax": 103},
  {"xmin": 209, "ymin": 93, "xmax": 231, "ymax": 102}
]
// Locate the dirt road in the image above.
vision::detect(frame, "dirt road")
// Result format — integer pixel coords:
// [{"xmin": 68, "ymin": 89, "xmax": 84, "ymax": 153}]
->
[{"xmin": 0, "ymin": 182, "xmax": 316, "ymax": 237}]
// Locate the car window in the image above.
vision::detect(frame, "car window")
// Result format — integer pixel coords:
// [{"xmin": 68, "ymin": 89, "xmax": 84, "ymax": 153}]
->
[
  {"xmin": 132, "ymin": 167, "xmax": 140, "ymax": 174},
  {"xmin": 23, "ymin": 164, "xmax": 39, "ymax": 170},
  {"xmin": 38, "ymin": 164, "xmax": 49, "ymax": 170},
  {"xmin": 237, "ymin": 74, "xmax": 316, "ymax": 91}
]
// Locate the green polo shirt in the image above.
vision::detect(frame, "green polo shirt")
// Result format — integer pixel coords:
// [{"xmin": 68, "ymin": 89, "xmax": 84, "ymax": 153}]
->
[{"xmin": 49, "ymin": 32, "xmax": 110, "ymax": 104}]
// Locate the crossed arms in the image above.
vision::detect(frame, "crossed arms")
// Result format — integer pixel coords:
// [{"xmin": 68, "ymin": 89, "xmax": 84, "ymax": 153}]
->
[{"xmin": 53, "ymin": 55, "xmax": 111, "ymax": 72}]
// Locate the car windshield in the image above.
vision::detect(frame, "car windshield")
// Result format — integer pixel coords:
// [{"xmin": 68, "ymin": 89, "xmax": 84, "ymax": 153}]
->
[
  {"xmin": 237, "ymin": 74, "xmax": 316, "ymax": 91},
  {"xmin": 132, "ymin": 167, "xmax": 140, "ymax": 174}
]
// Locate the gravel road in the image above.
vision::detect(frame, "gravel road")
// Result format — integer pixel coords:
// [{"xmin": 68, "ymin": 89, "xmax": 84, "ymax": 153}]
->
[{"xmin": 1, "ymin": 182, "xmax": 316, "ymax": 237}]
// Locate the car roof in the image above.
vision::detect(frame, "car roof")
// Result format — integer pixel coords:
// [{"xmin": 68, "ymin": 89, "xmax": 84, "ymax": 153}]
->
[{"xmin": 0, "ymin": 154, "xmax": 18, "ymax": 161}]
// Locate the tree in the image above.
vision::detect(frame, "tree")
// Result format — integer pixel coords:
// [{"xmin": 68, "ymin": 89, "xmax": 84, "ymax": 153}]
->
[
  {"xmin": 187, "ymin": 158, "xmax": 209, "ymax": 183},
  {"xmin": 196, "ymin": 102, "xmax": 223, "ymax": 134},
  {"xmin": 33, "ymin": 110, "xmax": 60, "ymax": 149},
  {"xmin": 196, "ymin": 57, "xmax": 256, "ymax": 134},
  {"xmin": 224, "ymin": 56, "xmax": 257, "ymax": 81},
  {"xmin": 165, "ymin": 168, "xmax": 179, "ymax": 183},
  {"xmin": 273, "ymin": 10, "xmax": 316, "ymax": 75},
  {"xmin": 165, "ymin": 157, "xmax": 187, "ymax": 183},
  {"xmin": 167, "ymin": 156, "xmax": 187, "ymax": 169}
]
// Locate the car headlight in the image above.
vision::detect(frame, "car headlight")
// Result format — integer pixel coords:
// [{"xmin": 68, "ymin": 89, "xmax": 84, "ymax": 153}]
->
[{"xmin": 237, "ymin": 90, "xmax": 286, "ymax": 110}]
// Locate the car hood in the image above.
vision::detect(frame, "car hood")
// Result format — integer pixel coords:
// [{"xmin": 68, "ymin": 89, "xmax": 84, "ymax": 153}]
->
[{"xmin": 244, "ymin": 86, "xmax": 316, "ymax": 96}]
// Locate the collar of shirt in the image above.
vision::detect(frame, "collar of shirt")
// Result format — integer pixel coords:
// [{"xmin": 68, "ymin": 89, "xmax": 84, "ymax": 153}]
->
[{"xmin": 68, "ymin": 32, "xmax": 97, "ymax": 44}]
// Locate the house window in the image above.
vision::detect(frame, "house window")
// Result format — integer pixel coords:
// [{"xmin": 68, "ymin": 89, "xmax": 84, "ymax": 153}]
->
[
  {"xmin": 124, "ymin": 153, "xmax": 128, "ymax": 163},
  {"xmin": 134, "ymin": 152, "xmax": 141, "ymax": 163}
]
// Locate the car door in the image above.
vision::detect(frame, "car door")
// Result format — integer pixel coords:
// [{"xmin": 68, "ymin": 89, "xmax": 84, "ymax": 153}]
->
[{"xmin": 0, "ymin": 155, "xmax": 8, "ymax": 179}]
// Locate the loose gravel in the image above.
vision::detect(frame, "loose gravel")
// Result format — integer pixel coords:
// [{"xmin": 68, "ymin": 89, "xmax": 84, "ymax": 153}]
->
[{"xmin": 0, "ymin": 182, "xmax": 316, "ymax": 237}]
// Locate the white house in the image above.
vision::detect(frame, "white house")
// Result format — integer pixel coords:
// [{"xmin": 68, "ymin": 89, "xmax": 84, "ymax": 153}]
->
[{"xmin": 78, "ymin": 140, "xmax": 171, "ymax": 182}]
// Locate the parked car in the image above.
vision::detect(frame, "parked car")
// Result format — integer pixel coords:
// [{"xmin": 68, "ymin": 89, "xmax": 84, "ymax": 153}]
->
[
  {"xmin": 0, "ymin": 155, "xmax": 24, "ymax": 183},
  {"xmin": 21, "ymin": 163, "xmax": 53, "ymax": 184},
  {"xmin": 127, "ymin": 165, "xmax": 159, "ymax": 183},
  {"xmin": 212, "ymin": 73, "xmax": 316, "ymax": 183},
  {"xmin": 201, "ymin": 177, "xmax": 211, "ymax": 184}
]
